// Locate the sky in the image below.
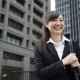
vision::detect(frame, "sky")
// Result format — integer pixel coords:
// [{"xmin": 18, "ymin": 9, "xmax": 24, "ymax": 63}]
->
[{"xmin": 51, "ymin": 0, "xmax": 55, "ymax": 11}]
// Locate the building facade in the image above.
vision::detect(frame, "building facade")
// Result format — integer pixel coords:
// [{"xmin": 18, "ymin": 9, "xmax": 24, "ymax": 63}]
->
[
  {"xmin": 55, "ymin": 0, "xmax": 80, "ymax": 45},
  {"xmin": 0, "ymin": 0, "xmax": 50, "ymax": 79}
]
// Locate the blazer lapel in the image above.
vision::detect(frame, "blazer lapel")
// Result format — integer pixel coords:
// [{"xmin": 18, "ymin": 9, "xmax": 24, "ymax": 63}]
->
[
  {"xmin": 46, "ymin": 42, "xmax": 60, "ymax": 60},
  {"xmin": 62, "ymin": 41, "xmax": 70, "ymax": 59}
]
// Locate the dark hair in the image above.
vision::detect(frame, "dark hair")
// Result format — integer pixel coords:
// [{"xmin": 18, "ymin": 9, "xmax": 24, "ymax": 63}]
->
[{"xmin": 37, "ymin": 10, "xmax": 61, "ymax": 53}]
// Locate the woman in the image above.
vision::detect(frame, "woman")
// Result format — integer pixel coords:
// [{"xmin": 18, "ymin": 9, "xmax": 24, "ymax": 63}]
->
[{"xmin": 34, "ymin": 10, "xmax": 80, "ymax": 80}]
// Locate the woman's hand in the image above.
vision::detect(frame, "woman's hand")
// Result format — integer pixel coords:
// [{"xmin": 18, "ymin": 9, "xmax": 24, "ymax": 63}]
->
[
  {"xmin": 71, "ymin": 59, "xmax": 80, "ymax": 68},
  {"xmin": 62, "ymin": 53, "xmax": 78, "ymax": 66}
]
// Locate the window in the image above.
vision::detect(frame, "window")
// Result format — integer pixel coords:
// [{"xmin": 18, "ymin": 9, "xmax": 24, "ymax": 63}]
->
[
  {"xmin": 7, "ymin": 36, "xmax": 11, "ymax": 42},
  {"xmin": 0, "ymin": 30, "xmax": 3, "ymax": 39},
  {"xmin": 12, "ymin": 38, "xmax": 16, "ymax": 44},
  {"xmin": 6, "ymin": 34, "xmax": 22, "ymax": 45},
  {"xmin": 14, "ymin": 0, "xmax": 25, "ymax": 6},
  {"xmin": 33, "ymin": 19, "xmax": 42, "ymax": 29},
  {"xmin": 34, "ymin": 0, "xmax": 43, "ymax": 8},
  {"xmin": 27, "ymin": 27, "xmax": 30, "ymax": 35},
  {"xmin": 30, "ymin": 58, "xmax": 34, "ymax": 64},
  {"xmin": 32, "ymin": 30, "xmax": 42, "ymax": 39},
  {"xmin": 46, "ymin": 0, "xmax": 48, "ymax": 2},
  {"xmin": 33, "ymin": 8, "xmax": 43, "ymax": 18},
  {"xmin": 26, "ymin": 40, "xmax": 29, "ymax": 47},
  {"xmin": 32, "ymin": 42, "xmax": 35, "ymax": 50},
  {"xmin": 28, "ymin": 4, "xmax": 31, "ymax": 10},
  {"xmin": 8, "ymin": 19, "xmax": 23, "ymax": 31},
  {"xmin": 46, "ymin": 7, "xmax": 48, "ymax": 12},
  {"xmin": 68, "ymin": 26, "xmax": 70, "ymax": 32},
  {"xmin": 3, "ymin": 52, "xmax": 23, "ymax": 61},
  {"xmin": 0, "ymin": 14, "xmax": 5, "ymax": 23},
  {"xmin": 68, "ymin": 19, "xmax": 70, "ymax": 24},
  {"xmin": 9, "ymin": 5, "xmax": 24, "ymax": 18},
  {"xmin": 16, "ymin": 40, "xmax": 20, "ymax": 45},
  {"xmin": 27, "ymin": 15, "xmax": 30, "ymax": 22},
  {"xmin": 2, "ymin": 0, "xmax": 6, "ymax": 8}
]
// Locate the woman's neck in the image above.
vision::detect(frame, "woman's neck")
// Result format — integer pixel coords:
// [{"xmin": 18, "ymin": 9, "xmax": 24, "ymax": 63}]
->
[{"xmin": 51, "ymin": 34, "xmax": 62, "ymax": 43}]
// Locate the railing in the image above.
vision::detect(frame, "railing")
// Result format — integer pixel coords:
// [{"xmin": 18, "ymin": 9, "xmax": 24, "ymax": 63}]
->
[{"xmin": 1, "ymin": 71, "xmax": 39, "ymax": 80}]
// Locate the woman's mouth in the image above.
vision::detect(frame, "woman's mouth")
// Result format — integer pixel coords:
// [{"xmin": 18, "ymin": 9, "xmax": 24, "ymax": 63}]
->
[{"xmin": 54, "ymin": 27, "xmax": 62, "ymax": 30}]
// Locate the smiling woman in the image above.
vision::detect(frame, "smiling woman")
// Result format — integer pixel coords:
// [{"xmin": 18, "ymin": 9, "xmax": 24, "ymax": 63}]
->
[
  {"xmin": 51, "ymin": 0, "xmax": 55, "ymax": 11},
  {"xmin": 34, "ymin": 10, "xmax": 80, "ymax": 80}
]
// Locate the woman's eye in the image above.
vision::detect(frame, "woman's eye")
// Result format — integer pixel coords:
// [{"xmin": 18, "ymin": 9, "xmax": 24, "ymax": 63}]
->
[
  {"xmin": 53, "ymin": 19, "xmax": 56, "ymax": 21},
  {"xmin": 60, "ymin": 20, "xmax": 63, "ymax": 21}
]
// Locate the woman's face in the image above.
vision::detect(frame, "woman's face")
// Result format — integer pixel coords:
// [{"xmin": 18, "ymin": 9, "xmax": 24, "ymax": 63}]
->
[{"xmin": 45, "ymin": 14, "xmax": 64, "ymax": 35}]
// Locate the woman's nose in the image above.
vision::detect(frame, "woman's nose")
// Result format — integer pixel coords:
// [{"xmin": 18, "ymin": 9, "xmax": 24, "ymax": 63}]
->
[{"xmin": 56, "ymin": 20, "xmax": 61, "ymax": 25}]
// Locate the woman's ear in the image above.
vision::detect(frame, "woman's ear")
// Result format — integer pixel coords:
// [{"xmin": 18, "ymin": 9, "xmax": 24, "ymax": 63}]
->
[{"xmin": 44, "ymin": 22, "xmax": 48, "ymax": 28}]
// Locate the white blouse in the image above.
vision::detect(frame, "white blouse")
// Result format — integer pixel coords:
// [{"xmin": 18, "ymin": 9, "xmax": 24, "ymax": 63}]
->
[{"xmin": 47, "ymin": 36, "xmax": 70, "ymax": 60}]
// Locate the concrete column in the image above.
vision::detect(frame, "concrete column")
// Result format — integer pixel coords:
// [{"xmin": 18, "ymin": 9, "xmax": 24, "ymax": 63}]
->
[
  {"xmin": 0, "ymin": 0, "xmax": 2, "ymax": 12},
  {"xmin": 0, "ymin": 0, "xmax": 2, "ymax": 19},
  {"xmin": 21, "ymin": 0, "xmax": 28, "ymax": 48},
  {"xmin": 29, "ymin": 0, "xmax": 33, "ymax": 50},
  {"xmin": 3, "ymin": 0, "xmax": 10, "ymax": 41},
  {"xmin": 0, "ymin": 50, "xmax": 3, "ymax": 80},
  {"xmin": 23, "ymin": 56, "xmax": 30, "ymax": 71}
]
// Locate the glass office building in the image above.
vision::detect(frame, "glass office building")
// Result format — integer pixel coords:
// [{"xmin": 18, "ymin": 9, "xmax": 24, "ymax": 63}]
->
[{"xmin": 56, "ymin": 0, "xmax": 80, "ymax": 45}]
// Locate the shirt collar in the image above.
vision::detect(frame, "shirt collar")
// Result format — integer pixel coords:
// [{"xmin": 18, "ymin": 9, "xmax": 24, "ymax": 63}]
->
[{"xmin": 47, "ymin": 36, "xmax": 70, "ymax": 44}]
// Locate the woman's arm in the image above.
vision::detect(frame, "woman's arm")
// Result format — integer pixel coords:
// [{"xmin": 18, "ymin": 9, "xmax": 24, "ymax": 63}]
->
[{"xmin": 34, "ymin": 45, "xmax": 66, "ymax": 79}]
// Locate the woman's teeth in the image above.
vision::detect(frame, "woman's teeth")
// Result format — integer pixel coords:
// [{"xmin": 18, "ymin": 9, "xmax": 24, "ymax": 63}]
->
[{"xmin": 54, "ymin": 27, "xmax": 61, "ymax": 29}]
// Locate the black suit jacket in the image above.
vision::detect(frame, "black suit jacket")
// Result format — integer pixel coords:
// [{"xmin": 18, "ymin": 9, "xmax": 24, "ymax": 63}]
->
[{"xmin": 34, "ymin": 40, "xmax": 80, "ymax": 80}]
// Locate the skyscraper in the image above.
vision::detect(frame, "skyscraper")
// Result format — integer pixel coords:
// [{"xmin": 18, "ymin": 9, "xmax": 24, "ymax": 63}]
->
[
  {"xmin": 55, "ymin": 0, "xmax": 80, "ymax": 45},
  {"xmin": 0, "ymin": 0, "xmax": 50, "ymax": 79}
]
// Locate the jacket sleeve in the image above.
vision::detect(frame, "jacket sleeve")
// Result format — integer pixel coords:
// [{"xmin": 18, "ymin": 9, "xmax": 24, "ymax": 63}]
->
[{"xmin": 34, "ymin": 45, "xmax": 66, "ymax": 79}]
